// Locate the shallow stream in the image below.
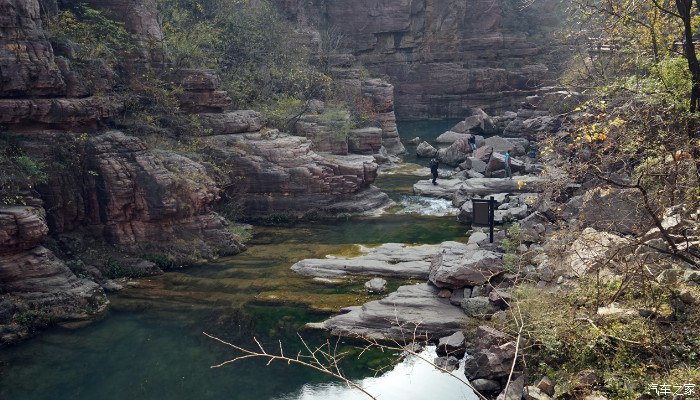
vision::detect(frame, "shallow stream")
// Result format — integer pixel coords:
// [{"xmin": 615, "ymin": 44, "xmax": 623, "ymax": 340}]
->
[{"xmin": 0, "ymin": 121, "xmax": 478, "ymax": 400}]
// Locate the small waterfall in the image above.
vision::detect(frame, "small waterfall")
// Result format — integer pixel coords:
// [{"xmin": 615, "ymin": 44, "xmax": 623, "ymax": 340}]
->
[{"xmin": 396, "ymin": 195, "xmax": 458, "ymax": 217}]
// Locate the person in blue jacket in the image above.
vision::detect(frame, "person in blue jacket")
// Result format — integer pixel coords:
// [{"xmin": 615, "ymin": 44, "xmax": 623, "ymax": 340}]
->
[{"xmin": 505, "ymin": 150, "xmax": 512, "ymax": 179}]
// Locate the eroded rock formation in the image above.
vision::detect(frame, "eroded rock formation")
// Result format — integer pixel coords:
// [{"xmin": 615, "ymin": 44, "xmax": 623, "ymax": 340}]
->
[
  {"xmin": 204, "ymin": 130, "xmax": 390, "ymax": 217},
  {"xmin": 0, "ymin": 207, "xmax": 107, "ymax": 343},
  {"xmin": 0, "ymin": 0, "xmax": 243, "ymax": 343},
  {"xmin": 277, "ymin": 0, "xmax": 561, "ymax": 119}
]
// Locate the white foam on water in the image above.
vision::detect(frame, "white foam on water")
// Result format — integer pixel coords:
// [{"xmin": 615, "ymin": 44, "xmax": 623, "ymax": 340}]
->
[{"xmin": 396, "ymin": 195, "xmax": 458, "ymax": 216}]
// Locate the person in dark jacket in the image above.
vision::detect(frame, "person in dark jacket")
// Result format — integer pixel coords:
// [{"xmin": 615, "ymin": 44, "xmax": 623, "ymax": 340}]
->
[
  {"xmin": 429, "ymin": 158, "xmax": 439, "ymax": 185},
  {"xmin": 468, "ymin": 135, "xmax": 476, "ymax": 151}
]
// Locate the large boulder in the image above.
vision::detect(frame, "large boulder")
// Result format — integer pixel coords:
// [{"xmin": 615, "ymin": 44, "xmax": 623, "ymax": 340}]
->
[
  {"xmin": 429, "ymin": 249, "xmax": 504, "ymax": 289},
  {"xmin": 563, "ymin": 228, "xmax": 631, "ymax": 276},
  {"xmin": 416, "ymin": 141, "xmax": 438, "ymax": 158},
  {"xmin": 579, "ymin": 187, "xmax": 656, "ymax": 235},
  {"xmin": 464, "ymin": 341, "xmax": 517, "ymax": 380},
  {"xmin": 487, "ymin": 152, "xmax": 525, "ymax": 174},
  {"xmin": 204, "ymin": 131, "xmax": 389, "ymax": 217},
  {"xmin": 497, "ymin": 375, "xmax": 525, "ymax": 400},
  {"xmin": 538, "ymin": 91, "xmax": 586, "ymax": 114},
  {"xmin": 0, "ymin": 206, "xmax": 49, "ymax": 254},
  {"xmin": 435, "ymin": 131, "xmax": 470, "ymax": 144},
  {"xmin": 364, "ymin": 277, "xmax": 388, "ymax": 293},
  {"xmin": 503, "ymin": 115, "xmax": 561, "ymax": 140},
  {"xmin": 484, "ymin": 136, "xmax": 526, "ymax": 156},
  {"xmin": 461, "ymin": 296, "xmax": 500, "ymax": 318},
  {"xmin": 312, "ymin": 283, "xmax": 470, "ymax": 340},
  {"xmin": 413, "ymin": 179, "xmax": 465, "ymax": 199},
  {"xmin": 457, "ymin": 176, "xmax": 546, "ymax": 196},
  {"xmin": 197, "ymin": 110, "xmax": 264, "ymax": 135},
  {"xmin": 348, "ymin": 127, "xmax": 384, "ymax": 154},
  {"xmin": 454, "ymin": 108, "xmax": 497, "ymax": 134},
  {"xmin": 438, "ymin": 137, "xmax": 472, "ymax": 166},
  {"xmin": 473, "ymin": 145, "xmax": 494, "ymax": 163},
  {"xmin": 474, "ymin": 325, "xmax": 511, "ymax": 350},
  {"xmin": 437, "ymin": 331, "xmax": 467, "ymax": 358}
]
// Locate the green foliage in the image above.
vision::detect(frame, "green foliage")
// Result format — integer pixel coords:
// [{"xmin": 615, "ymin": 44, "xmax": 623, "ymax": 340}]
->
[
  {"xmin": 319, "ymin": 104, "xmax": 356, "ymax": 140},
  {"xmin": 142, "ymin": 254, "xmax": 176, "ymax": 270},
  {"xmin": 11, "ymin": 155, "xmax": 48, "ymax": 185},
  {"xmin": 617, "ymin": 57, "xmax": 692, "ymax": 110},
  {"xmin": 158, "ymin": 0, "xmax": 330, "ymax": 108},
  {"xmin": 563, "ymin": 0, "xmax": 684, "ymax": 84},
  {"xmin": 227, "ymin": 224, "xmax": 253, "ymax": 243},
  {"xmin": 260, "ymin": 95, "xmax": 304, "ymax": 131},
  {"xmin": 257, "ymin": 212, "xmax": 299, "ymax": 226},
  {"xmin": 46, "ymin": 4, "xmax": 135, "ymax": 64},
  {"xmin": 13, "ymin": 311, "xmax": 37, "ymax": 327},
  {"xmin": 508, "ymin": 280, "xmax": 700, "ymax": 399},
  {"xmin": 159, "ymin": 2, "xmax": 222, "ymax": 69},
  {"xmin": 104, "ymin": 260, "xmax": 126, "ymax": 279},
  {"xmin": 501, "ymin": 224, "xmax": 523, "ymax": 272},
  {"xmin": 0, "ymin": 139, "xmax": 49, "ymax": 205}
]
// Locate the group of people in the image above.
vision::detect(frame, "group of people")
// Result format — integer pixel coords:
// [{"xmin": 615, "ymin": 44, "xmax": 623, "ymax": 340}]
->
[{"xmin": 429, "ymin": 135, "xmax": 512, "ymax": 185}]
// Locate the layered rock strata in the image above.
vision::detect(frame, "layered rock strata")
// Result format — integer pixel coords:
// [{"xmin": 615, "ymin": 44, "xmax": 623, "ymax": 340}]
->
[
  {"xmin": 295, "ymin": 56, "xmax": 405, "ymax": 156},
  {"xmin": 310, "ymin": 283, "xmax": 470, "ymax": 340},
  {"xmin": 295, "ymin": 241, "xmax": 511, "ymax": 339},
  {"xmin": 0, "ymin": 0, "xmax": 247, "ymax": 343},
  {"xmin": 204, "ymin": 130, "xmax": 390, "ymax": 217},
  {"xmin": 0, "ymin": 0, "xmax": 65, "ymax": 97},
  {"xmin": 299, "ymin": 0, "xmax": 559, "ymax": 119},
  {"xmin": 0, "ymin": 207, "xmax": 107, "ymax": 343}
]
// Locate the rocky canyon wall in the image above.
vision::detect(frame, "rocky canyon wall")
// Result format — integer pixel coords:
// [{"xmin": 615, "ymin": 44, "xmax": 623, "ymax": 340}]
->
[
  {"xmin": 0, "ymin": 0, "xmax": 241, "ymax": 342},
  {"xmin": 277, "ymin": 0, "xmax": 561, "ymax": 120}
]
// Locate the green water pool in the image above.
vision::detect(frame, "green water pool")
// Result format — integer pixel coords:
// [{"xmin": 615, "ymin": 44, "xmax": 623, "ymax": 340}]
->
[{"xmin": 0, "ymin": 121, "xmax": 477, "ymax": 400}]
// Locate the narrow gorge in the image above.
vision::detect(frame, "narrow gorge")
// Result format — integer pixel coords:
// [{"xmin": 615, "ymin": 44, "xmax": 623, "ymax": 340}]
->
[{"xmin": 2, "ymin": 0, "xmax": 699, "ymax": 399}]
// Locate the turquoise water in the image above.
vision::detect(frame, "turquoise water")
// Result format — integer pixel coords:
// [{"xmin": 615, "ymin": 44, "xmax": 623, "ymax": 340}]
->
[
  {"xmin": 397, "ymin": 119, "xmax": 461, "ymax": 167},
  {"xmin": 0, "ymin": 121, "xmax": 476, "ymax": 400}
]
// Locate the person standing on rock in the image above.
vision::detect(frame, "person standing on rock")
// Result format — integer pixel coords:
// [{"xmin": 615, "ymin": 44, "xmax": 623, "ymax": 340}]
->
[
  {"xmin": 468, "ymin": 135, "xmax": 476, "ymax": 151},
  {"xmin": 430, "ymin": 158, "xmax": 439, "ymax": 185},
  {"xmin": 505, "ymin": 150, "xmax": 512, "ymax": 179}
]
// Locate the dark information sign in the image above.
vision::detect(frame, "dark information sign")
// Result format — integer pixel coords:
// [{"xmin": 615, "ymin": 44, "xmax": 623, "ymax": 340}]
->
[{"xmin": 472, "ymin": 197, "xmax": 495, "ymax": 243}]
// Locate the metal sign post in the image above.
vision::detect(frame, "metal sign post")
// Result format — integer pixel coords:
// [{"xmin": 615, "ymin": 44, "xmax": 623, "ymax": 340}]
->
[{"xmin": 472, "ymin": 196, "xmax": 495, "ymax": 243}]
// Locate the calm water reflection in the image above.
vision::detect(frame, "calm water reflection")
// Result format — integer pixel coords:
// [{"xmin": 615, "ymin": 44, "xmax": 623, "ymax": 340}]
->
[{"xmin": 0, "ymin": 120, "xmax": 476, "ymax": 400}]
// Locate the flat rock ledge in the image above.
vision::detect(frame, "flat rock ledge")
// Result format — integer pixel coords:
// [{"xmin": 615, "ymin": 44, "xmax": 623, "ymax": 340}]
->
[
  {"xmin": 307, "ymin": 283, "xmax": 470, "ymax": 340},
  {"xmin": 291, "ymin": 241, "xmax": 473, "ymax": 279},
  {"xmin": 413, "ymin": 176, "xmax": 546, "ymax": 199}
]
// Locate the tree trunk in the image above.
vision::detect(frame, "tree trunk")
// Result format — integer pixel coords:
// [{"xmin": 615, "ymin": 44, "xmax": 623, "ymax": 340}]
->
[{"xmin": 677, "ymin": 0, "xmax": 700, "ymax": 111}]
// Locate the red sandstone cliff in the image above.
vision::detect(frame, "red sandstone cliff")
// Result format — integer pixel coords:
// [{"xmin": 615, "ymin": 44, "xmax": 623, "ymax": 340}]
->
[{"xmin": 275, "ymin": 0, "xmax": 562, "ymax": 119}]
